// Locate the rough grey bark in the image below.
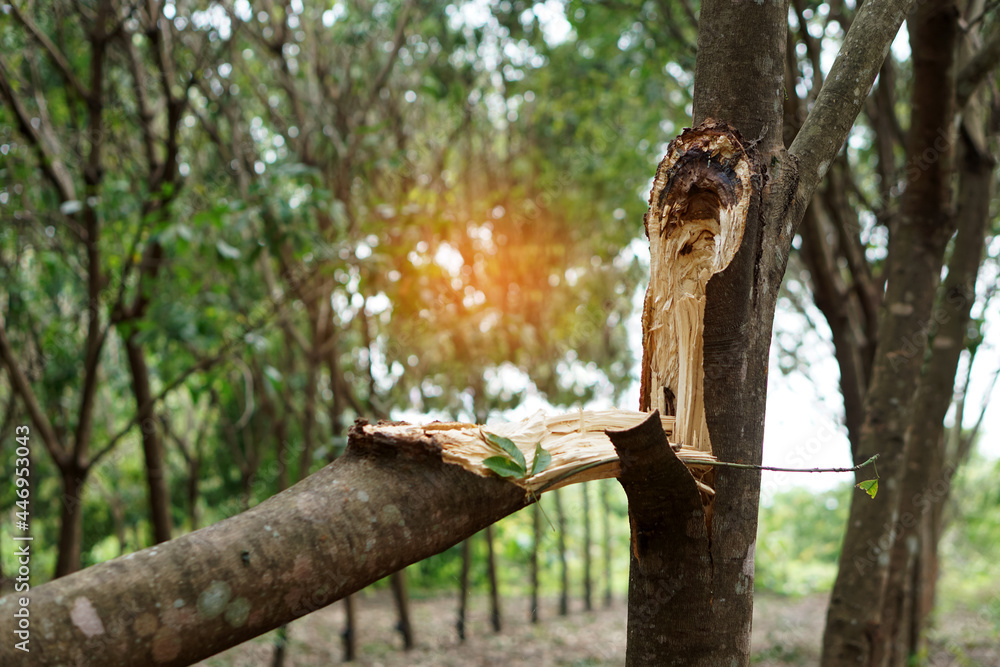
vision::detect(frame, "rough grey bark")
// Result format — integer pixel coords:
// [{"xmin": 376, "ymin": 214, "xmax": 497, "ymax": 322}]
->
[
  {"xmin": 0, "ymin": 423, "xmax": 529, "ymax": 666},
  {"xmin": 621, "ymin": 0, "xmax": 917, "ymax": 662},
  {"xmin": 882, "ymin": 101, "xmax": 995, "ymax": 667},
  {"xmin": 821, "ymin": 4, "xmax": 961, "ymax": 665},
  {"xmin": 609, "ymin": 412, "xmax": 713, "ymax": 664}
]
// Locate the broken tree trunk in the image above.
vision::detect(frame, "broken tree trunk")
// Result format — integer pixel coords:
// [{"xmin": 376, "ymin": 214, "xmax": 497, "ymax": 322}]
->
[
  {"xmin": 0, "ymin": 409, "xmax": 713, "ymax": 666},
  {"xmin": 639, "ymin": 125, "xmax": 750, "ymax": 454},
  {"xmin": 625, "ymin": 121, "xmax": 760, "ymax": 665}
]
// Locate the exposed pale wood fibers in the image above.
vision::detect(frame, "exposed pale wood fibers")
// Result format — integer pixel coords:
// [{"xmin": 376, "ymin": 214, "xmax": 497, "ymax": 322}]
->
[
  {"xmin": 362, "ymin": 409, "xmax": 717, "ymax": 495},
  {"xmin": 639, "ymin": 123, "xmax": 752, "ymax": 453}
]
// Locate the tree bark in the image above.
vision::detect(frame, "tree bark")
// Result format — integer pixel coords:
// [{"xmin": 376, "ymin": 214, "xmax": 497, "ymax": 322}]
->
[
  {"xmin": 609, "ymin": 412, "xmax": 713, "ymax": 663},
  {"xmin": 555, "ymin": 488, "xmax": 569, "ymax": 616},
  {"xmin": 485, "ymin": 525, "xmax": 502, "ymax": 633},
  {"xmin": 883, "ymin": 120, "xmax": 994, "ymax": 666},
  {"xmin": 821, "ymin": 3, "xmax": 961, "ymax": 665},
  {"xmin": 627, "ymin": 0, "xmax": 917, "ymax": 661},
  {"xmin": 54, "ymin": 464, "xmax": 88, "ymax": 578},
  {"xmin": 342, "ymin": 595, "xmax": 357, "ymax": 661},
  {"xmin": 2, "ymin": 407, "xmax": 692, "ymax": 666},
  {"xmin": 633, "ymin": 119, "xmax": 765, "ymax": 665},
  {"xmin": 581, "ymin": 482, "xmax": 593, "ymax": 611},
  {"xmin": 124, "ymin": 336, "xmax": 173, "ymax": 545},
  {"xmin": 530, "ymin": 502, "xmax": 541, "ymax": 623},
  {"xmin": 389, "ymin": 570, "xmax": 414, "ymax": 649},
  {"xmin": 0, "ymin": 421, "xmax": 535, "ymax": 665},
  {"xmin": 456, "ymin": 538, "xmax": 471, "ymax": 641},
  {"xmin": 601, "ymin": 480, "xmax": 613, "ymax": 607}
]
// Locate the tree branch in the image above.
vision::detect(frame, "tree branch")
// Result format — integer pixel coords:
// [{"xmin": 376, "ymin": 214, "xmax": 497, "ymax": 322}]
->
[
  {"xmin": 9, "ymin": 3, "xmax": 91, "ymax": 102},
  {"xmin": 788, "ymin": 0, "xmax": 915, "ymax": 214},
  {"xmin": 699, "ymin": 453, "xmax": 879, "ymax": 473},
  {"xmin": 957, "ymin": 25, "xmax": 1000, "ymax": 109},
  {"xmin": 0, "ymin": 410, "xmax": 715, "ymax": 665},
  {"xmin": 0, "ymin": 54, "xmax": 77, "ymax": 202},
  {"xmin": 0, "ymin": 319, "xmax": 67, "ymax": 465}
]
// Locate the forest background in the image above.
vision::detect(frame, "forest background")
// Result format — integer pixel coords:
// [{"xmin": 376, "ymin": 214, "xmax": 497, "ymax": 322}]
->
[{"xmin": 0, "ymin": 0, "xmax": 998, "ymax": 664}]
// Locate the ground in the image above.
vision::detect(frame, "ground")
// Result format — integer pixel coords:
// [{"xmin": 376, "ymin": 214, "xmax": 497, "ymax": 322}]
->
[{"xmin": 198, "ymin": 590, "xmax": 998, "ymax": 666}]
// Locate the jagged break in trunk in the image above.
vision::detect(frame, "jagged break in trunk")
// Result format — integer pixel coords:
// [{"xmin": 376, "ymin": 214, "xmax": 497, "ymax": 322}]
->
[{"xmin": 621, "ymin": 122, "xmax": 758, "ymax": 665}]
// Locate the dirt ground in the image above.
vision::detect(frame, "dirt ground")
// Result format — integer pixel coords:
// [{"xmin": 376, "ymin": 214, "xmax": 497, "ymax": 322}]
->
[{"xmin": 198, "ymin": 590, "xmax": 998, "ymax": 666}]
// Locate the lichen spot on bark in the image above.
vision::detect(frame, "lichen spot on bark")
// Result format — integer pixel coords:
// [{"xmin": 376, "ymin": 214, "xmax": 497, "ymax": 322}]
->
[
  {"xmin": 197, "ymin": 580, "xmax": 233, "ymax": 620},
  {"xmin": 743, "ymin": 539, "xmax": 756, "ymax": 577},
  {"xmin": 224, "ymin": 597, "xmax": 252, "ymax": 628},
  {"xmin": 69, "ymin": 596, "xmax": 105, "ymax": 637},
  {"xmin": 379, "ymin": 503, "xmax": 405, "ymax": 526}
]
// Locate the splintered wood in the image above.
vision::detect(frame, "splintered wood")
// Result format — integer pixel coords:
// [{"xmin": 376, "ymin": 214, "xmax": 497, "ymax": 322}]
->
[
  {"xmin": 362, "ymin": 409, "xmax": 717, "ymax": 495},
  {"xmin": 639, "ymin": 123, "xmax": 753, "ymax": 454}
]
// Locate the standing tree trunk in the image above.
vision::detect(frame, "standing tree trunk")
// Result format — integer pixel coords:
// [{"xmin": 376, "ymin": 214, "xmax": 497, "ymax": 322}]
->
[
  {"xmin": 342, "ymin": 595, "xmax": 357, "ymax": 661},
  {"xmin": 124, "ymin": 337, "xmax": 173, "ymax": 545},
  {"xmin": 555, "ymin": 488, "xmax": 569, "ymax": 616},
  {"xmin": 616, "ymin": 0, "xmax": 917, "ymax": 661},
  {"xmin": 456, "ymin": 538, "xmax": 471, "ymax": 642},
  {"xmin": 601, "ymin": 481, "xmax": 613, "ymax": 607},
  {"xmin": 821, "ymin": 4, "xmax": 961, "ymax": 665},
  {"xmin": 485, "ymin": 524, "xmax": 502, "ymax": 633},
  {"xmin": 390, "ymin": 570, "xmax": 414, "ymax": 650},
  {"xmin": 581, "ymin": 483, "xmax": 593, "ymax": 612},
  {"xmin": 882, "ymin": 77, "xmax": 996, "ymax": 667},
  {"xmin": 530, "ymin": 502, "xmax": 541, "ymax": 623},
  {"xmin": 54, "ymin": 464, "xmax": 88, "ymax": 578}
]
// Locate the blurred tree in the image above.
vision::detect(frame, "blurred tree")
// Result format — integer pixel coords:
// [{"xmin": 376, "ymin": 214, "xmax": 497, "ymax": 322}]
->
[
  {"xmin": 777, "ymin": 2, "xmax": 1000, "ymax": 663},
  {"xmin": 0, "ymin": 0, "xmax": 241, "ymax": 575}
]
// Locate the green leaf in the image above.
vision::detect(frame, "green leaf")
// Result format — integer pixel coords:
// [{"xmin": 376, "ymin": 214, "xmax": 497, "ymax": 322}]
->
[
  {"xmin": 483, "ymin": 456, "xmax": 526, "ymax": 478},
  {"xmin": 529, "ymin": 442, "xmax": 552, "ymax": 477},
  {"xmin": 856, "ymin": 479, "xmax": 878, "ymax": 499},
  {"xmin": 484, "ymin": 432, "xmax": 526, "ymax": 472}
]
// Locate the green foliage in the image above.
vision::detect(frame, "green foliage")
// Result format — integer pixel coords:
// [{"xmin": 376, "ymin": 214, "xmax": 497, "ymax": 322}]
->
[
  {"xmin": 854, "ymin": 459, "xmax": 880, "ymax": 498},
  {"xmin": 755, "ymin": 484, "xmax": 851, "ymax": 596},
  {"xmin": 483, "ymin": 432, "xmax": 529, "ymax": 478},
  {"xmin": 935, "ymin": 453, "xmax": 1000, "ymax": 614}
]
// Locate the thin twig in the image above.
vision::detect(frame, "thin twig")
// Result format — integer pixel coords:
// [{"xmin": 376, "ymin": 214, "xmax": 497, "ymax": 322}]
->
[
  {"xmin": 535, "ymin": 452, "xmax": 880, "ymax": 493},
  {"xmin": 698, "ymin": 453, "xmax": 879, "ymax": 473}
]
